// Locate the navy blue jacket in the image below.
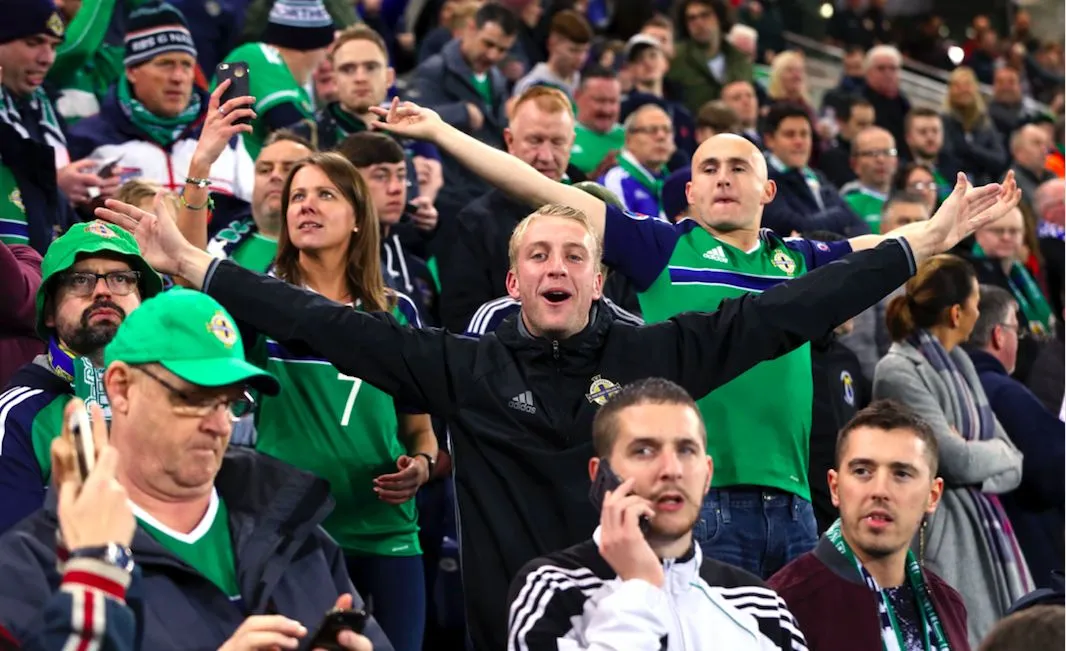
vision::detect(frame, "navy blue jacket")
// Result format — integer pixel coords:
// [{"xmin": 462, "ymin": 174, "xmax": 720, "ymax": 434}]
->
[
  {"xmin": 968, "ymin": 348, "xmax": 1065, "ymax": 589},
  {"xmin": 762, "ymin": 163, "xmax": 869, "ymax": 237},
  {"xmin": 0, "ymin": 448, "xmax": 394, "ymax": 651}
]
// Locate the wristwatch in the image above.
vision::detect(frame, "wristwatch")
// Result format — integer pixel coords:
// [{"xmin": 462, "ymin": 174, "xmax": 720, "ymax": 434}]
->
[
  {"xmin": 69, "ymin": 543, "xmax": 135, "ymax": 573},
  {"xmin": 414, "ymin": 452, "xmax": 436, "ymax": 478}
]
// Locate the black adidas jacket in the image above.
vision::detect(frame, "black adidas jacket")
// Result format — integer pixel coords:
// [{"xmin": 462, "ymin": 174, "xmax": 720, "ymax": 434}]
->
[{"xmin": 201, "ymin": 237, "xmax": 915, "ymax": 651}]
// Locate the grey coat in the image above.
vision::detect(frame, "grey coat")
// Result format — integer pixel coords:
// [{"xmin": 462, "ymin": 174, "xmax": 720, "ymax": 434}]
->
[{"xmin": 873, "ymin": 341, "xmax": 1030, "ymax": 647}]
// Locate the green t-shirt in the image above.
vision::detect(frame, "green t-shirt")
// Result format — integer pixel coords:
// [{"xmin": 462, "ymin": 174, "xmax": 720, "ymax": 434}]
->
[
  {"xmin": 571, "ymin": 123, "xmax": 624, "ymax": 175},
  {"xmin": 135, "ymin": 490, "xmax": 241, "ymax": 599},
  {"xmin": 0, "ymin": 162, "xmax": 29, "ymax": 246},
  {"xmin": 218, "ymin": 42, "xmax": 314, "ymax": 160},
  {"xmin": 253, "ymin": 293, "xmax": 424, "ymax": 556},
  {"xmin": 208, "ymin": 219, "xmax": 278, "ymax": 273},
  {"xmin": 603, "ymin": 205, "xmax": 854, "ymax": 499},
  {"xmin": 470, "ymin": 73, "xmax": 492, "ymax": 107},
  {"xmin": 840, "ymin": 183, "xmax": 887, "ymax": 234}
]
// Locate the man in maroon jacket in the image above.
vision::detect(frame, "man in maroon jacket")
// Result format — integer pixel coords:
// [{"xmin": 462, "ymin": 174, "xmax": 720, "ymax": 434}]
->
[
  {"xmin": 769, "ymin": 400, "xmax": 971, "ymax": 650},
  {"xmin": 0, "ymin": 243, "xmax": 43, "ymax": 387}
]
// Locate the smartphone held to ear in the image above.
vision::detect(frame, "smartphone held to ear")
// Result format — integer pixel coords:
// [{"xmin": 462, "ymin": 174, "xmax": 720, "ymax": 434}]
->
[
  {"xmin": 68, "ymin": 405, "xmax": 95, "ymax": 484},
  {"xmin": 216, "ymin": 62, "xmax": 253, "ymax": 126},
  {"xmin": 588, "ymin": 458, "xmax": 651, "ymax": 535},
  {"xmin": 305, "ymin": 608, "xmax": 369, "ymax": 651}
]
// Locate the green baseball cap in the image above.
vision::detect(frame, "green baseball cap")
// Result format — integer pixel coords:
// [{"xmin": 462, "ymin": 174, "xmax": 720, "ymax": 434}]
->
[
  {"xmin": 104, "ymin": 288, "xmax": 280, "ymax": 396},
  {"xmin": 36, "ymin": 220, "xmax": 164, "ymax": 339}
]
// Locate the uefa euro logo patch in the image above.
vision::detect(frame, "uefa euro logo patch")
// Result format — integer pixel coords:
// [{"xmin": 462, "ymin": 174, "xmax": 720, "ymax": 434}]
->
[
  {"xmin": 86, "ymin": 221, "xmax": 115, "ymax": 238},
  {"xmin": 207, "ymin": 312, "xmax": 238, "ymax": 348}
]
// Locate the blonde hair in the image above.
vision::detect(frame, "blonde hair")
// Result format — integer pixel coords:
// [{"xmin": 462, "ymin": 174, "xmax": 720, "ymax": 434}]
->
[
  {"xmin": 116, "ymin": 179, "xmax": 164, "ymax": 207},
  {"xmin": 510, "ymin": 85, "xmax": 575, "ymax": 120},
  {"xmin": 767, "ymin": 50, "xmax": 810, "ymax": 104},
  {"xmin": 507, "ymin": 204, "xmax": 602, "ymax": 270},
  {"xmin": 944, "ymin": 66, "xmax": 988, "ymax": 132}
]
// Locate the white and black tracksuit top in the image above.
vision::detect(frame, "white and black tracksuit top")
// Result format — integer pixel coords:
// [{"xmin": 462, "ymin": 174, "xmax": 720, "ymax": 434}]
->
[{"xmin": 507, "ymin": 528, "xmax": 809, "ymax": 651}]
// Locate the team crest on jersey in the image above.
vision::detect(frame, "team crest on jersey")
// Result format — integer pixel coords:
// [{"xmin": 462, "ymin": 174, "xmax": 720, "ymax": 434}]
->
[
  {"xmin": 841, "ymin": 370, "xmax": 855, "ymax": 406},
  {"xmin": 8, "ymin": 189, "xmax": 23, "ymax": 213},
  {"xmin": 207, "ymin": 311, "xmax": 238, "ymax": 348},
  {"xmin": 772, "ymin": 250, "xmax": 796, "ymax": 276},
  {"xmin": 85, "ymin": 221, "xmax": 115, "ymax": 238},
  {"xmin": 586, "ymin": 375, "xmax": 623, "ymax": 406}
]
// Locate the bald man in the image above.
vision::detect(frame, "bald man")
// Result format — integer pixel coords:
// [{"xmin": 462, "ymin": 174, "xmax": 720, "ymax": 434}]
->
[
  {"xmin": 840, "ymin": 126, "xmax": 900, "ymax": 233},
  {"xmin": 600, "ymin": 104, "xmax": 676, "ymax": 218},
  {"xmin": 1035, "ymin": 178, "xmax": 1065, "ymax": 320},
  {"xmin": 370, "ymin": 101, "xmax": 1019, "ymax": 579},
  {"xmin": 1010, "ymin": 124, "xmax": 1056, "ymax": 206}
]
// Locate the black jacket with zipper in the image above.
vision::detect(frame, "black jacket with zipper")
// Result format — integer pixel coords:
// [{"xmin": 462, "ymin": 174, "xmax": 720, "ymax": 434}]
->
[{"xmin": 201, "ymin": 238, "xmax": 916, "ymax": 651}]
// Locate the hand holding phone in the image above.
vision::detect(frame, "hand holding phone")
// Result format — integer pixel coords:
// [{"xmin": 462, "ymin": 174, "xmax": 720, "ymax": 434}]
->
[
  {"xmin": 593, "ymin": 464, "xmax": 664, "ymax": 588},
  {"xmin": 589, "ymin": 457, "xmax": 650, "ymax": 535},
  {"xmin": 216, "ymin": 62, "xmax": 253, "ymax": 126},
  {"xmin": 306, "ymin": 608, "xmax": 369, "ymax": 651}
]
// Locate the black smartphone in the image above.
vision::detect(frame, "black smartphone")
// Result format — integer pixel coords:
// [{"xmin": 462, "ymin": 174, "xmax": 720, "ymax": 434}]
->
[
  {"xmin": 97, "ymin": 156, "xmax": 123, "ymax": 179},
  {"xmin": 305, "ymin": 608, "xmax": 369, "ymax": 651},
  {"xmin": 215, "ymin": 61, "xmax": 252, "ymax": 126},
  {"xmin": 68, "ymin": 404, "xmax": 95, "ymax": 483},
  {"xmin": 588, "ymin": 458, "xmax": 651, "ymax": 534}
]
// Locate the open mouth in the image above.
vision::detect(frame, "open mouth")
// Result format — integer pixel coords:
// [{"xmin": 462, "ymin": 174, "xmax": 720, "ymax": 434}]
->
[
  {"xmin": 864, "ymin": 512, "xmax": 894, "ymax": 526},
  {"xmin": 655, "ymin": 493, "xmax": 684, "ymax": 511},
  {"xmin": 542, "ymin": 290, "xmax": 572, "ymax": 304},
  {"xmin": 297, "ymin": 221, "xmax": 323, "ymax": 232}
]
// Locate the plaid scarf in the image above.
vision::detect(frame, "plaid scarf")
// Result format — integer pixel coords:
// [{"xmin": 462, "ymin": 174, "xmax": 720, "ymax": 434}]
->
[{"xmin": 910, "ymin": 330, "xmax": 1031, "ymax": 593}]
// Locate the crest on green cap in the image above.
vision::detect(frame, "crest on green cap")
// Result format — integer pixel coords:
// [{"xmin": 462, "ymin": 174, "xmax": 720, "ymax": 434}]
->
[
  {"xmin": 35, "ymin": 221, "xmax": 164, "ymax": 341},
  {"xmin": 207, "ymin": 311, "xmax": 239, "ymax": 348}
]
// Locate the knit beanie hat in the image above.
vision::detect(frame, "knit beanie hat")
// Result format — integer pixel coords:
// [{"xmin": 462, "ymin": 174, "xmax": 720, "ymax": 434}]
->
[
  {"xmin": 0, "ymin": 0, "xmax": 65, "ymax": 45},
  {"xmin": 263, "ymin": 0, "xmax": 335, "ymax": 52},
  {"xmin": 124, "ymin": 3, "xmax": 197, "ymax": 68}
]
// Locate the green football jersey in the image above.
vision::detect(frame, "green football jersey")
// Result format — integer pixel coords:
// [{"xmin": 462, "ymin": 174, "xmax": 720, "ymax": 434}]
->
[
  {"xmin": 603, "ymin": 205, "xmax": 854, "ymax": 499},
  {"xmin": 254, "ymin": 293, "xmax": 424, "ymax": 556},
  {"xmin": 470, "ymin": 73, "xmax": 492, "ymax": 106},
  {"xmin": 218, "ymin": 43, "xmax": 314, "ymax": 161},
  {"xmin": 0, "ymin": 162, "xmax": 29, "ymax": 246},
  {"xmin": 840, "ymin": 182, "xmax": 887, "ymax": 234},
  {"xmin": 134, "ymin": 489, "xmax": 241, "ymax": 599},
  {"xmin": 208, "ymin": 218, "xmax": 277, "ymax": 273},
  {"xmin": 571, "ymin": 123, "xmax": 624, "ymax": 175}
]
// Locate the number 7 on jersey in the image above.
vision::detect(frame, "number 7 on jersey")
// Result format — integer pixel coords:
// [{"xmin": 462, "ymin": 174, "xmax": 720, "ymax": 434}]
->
[{"xmin": 338, "ymin": 373, "xmax": 364, "ymax": 426}]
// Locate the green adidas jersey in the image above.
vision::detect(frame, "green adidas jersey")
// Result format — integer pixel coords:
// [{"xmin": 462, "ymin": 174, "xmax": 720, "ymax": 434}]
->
[
  {"xmin": 841, "ymin": 183, "xmax": 887, "ymax": 234},
  {"xmin": 571, "ymin": 123, "xmax": 624, "ymax": 175},
  {"xmin": 0, "ymin": 162, "xmax": 29, "ymax": 246},
  {"xmin": 253, "ymin": 292, "xmax": 424, "ymax": 556},
  {"xmin": 219, "ymin": 43, "xmax": 314, "ymax": 160},
  {"xmin": 602, "ymin": 205, "xmax": 854, "ymax": 499},
  {"xmin": 135, "ymin": 490, "xmax": 240, "ymax": 599}
]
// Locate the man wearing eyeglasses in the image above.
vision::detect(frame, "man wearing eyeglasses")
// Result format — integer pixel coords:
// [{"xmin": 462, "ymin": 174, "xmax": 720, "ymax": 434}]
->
[
  {"xmin": 0, "ymin": 221, "xmax": 162, "ymax": 534},
  {"xmin": 0, "ymin": 288, "xmax": 389, "ymax": 651},
  {"xmin": 840, "ymin": 126, "xmax": 899, "ymax": 234},
  {"xmin": 599, "ymin": 104, "xmax": 676, "ymax": 219}
]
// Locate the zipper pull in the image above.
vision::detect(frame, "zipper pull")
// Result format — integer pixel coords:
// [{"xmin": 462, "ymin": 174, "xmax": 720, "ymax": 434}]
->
[{"xmin": 552, "ymin": 340, "xmax": 560, "ymax": 360}]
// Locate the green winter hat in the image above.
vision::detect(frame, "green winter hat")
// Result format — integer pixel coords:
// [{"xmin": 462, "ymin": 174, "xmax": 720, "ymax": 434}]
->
[
  {"xmin": 36, "ymin": 221, "xmax": 163, "ymax": 340},
  {"xmin": 104, "ymin": 288, "xmax": 280, "ymax": 395}
]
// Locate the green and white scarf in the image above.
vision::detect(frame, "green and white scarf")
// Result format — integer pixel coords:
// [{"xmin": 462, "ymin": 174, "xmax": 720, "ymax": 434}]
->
[
  {"xmin": 825, "ymin": 520, "xmax": 950, "ymax": 651},
  {"xmin": 117, "ymin": 77, "xmax": 202, "ymax": 147},
  {"xmin": 48, "ymin": 337, "xmax": 111, "ymax": 421},
  {"xmin": 616, "ymin": 150, "xmax": 666, "ymax": 200},
  {"xmin": 0, "ymin": 87, "xmax": 67, "ymax": 154},
  {"xmin": 970, "ymin": 242, "xmax": 1053, "ymax": 335}
]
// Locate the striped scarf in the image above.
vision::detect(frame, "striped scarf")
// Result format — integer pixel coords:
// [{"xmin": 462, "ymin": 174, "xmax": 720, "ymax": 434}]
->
[
  {"xmin": 910, "ymin": 330, "xmax": 1031, "ymax": 592},
  {"xmin": 0, "ymin": 87, "xmax": 67, "ymax": 157}
]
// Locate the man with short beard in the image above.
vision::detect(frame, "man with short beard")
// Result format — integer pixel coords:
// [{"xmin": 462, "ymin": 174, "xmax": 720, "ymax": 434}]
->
[
  {"xmin": 667, "ymin": 0, "xmax": 752, "ymax": 116},
  {"xmin": 0, "ymin": 221, "xmax": 162, "ymax": 533}
]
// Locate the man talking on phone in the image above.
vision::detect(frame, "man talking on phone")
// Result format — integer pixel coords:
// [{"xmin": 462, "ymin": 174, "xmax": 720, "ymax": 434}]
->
[
  {"xmin": 0, "ymin": 289, "xmax": 387, "ymax": 651},
  {"xmin": 507, "ymin": 378, "xmax": 806, "ymax": 650}
]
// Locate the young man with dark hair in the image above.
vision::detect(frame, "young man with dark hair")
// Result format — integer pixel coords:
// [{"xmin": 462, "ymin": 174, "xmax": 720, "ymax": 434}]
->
[
  {"xmin": 820, "ymin": 96, "xmax": 876, "ymax": 188},
  {"xmin": 668, "ymin": 0, "xmax": 752, "ymax": 115},
  {"xmin": 761, "ymin": 102, "xmax": 868, "ymax": 237},
  {"xmin": 769, "ymin": 400, "xmax": 970, "ymax": 651},
  {"xmin": 513, "ymin": 9, "xmax": 591, "ymax": 97},
  {"xmin": 410, "ymin": 2, "xmax": 518, "ymax": 215},
  {"xmin": 507, "ymin": 378, "xmax": 806, "ymax": 651}
]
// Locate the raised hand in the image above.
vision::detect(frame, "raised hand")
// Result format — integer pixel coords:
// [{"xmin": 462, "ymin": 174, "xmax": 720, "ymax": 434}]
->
[
  {"xmin": 927, "ymin": 171, "xmax": 1020, "ymax": 252},
  {"xmin": 94, "ymin": 193, "xmax": 205, "ymax": 281},
  {"xmin": 598, "ymin": 477, "xmax": 663, "ymax": 588},
  {"xmin": 191, "ymin": 79, "xmax": 256, "ymax": 171},
  {"xmin": 368, "ymin": 97, "xmax": 445, "ymax": 142}
]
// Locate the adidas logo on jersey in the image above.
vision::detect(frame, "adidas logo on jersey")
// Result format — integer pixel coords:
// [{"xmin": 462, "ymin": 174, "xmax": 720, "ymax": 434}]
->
[
  {"xmin": 704, "ymin": 246, "xmax": 728, "ymax": 263},
  {"xmin": 508, "ymin": 390, "xmax": 537, "ymax": 414}
]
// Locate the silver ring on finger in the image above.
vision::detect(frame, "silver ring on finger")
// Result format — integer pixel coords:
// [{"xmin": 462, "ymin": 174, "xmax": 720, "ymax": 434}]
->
[{"xmin": 219, "ymin": 106, "xmax": 226, "ymax": 115}]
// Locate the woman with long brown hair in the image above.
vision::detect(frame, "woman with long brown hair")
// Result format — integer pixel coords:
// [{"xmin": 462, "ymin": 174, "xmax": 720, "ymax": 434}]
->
[
  {"xmin": 874, "ymin": 254, "xmax": 1029, "ymax": 646},
  {"xmin": 257, "ymin": 152, "xmax": 436, "ymax": 651},
  {"xmin": 942, "ymin": 67, "xmax": 1009, "ymax": 185}
]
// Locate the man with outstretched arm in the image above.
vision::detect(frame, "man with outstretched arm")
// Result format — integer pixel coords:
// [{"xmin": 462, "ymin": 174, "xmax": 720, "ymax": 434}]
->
[{"xmin": 94, "ymin": 99, "xmax": 1017, "ymax": 651}]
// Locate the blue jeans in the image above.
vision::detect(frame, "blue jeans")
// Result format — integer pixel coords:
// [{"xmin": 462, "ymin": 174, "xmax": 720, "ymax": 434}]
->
[
  {"xmin": 694, "ymin": 487, "xmax": 818, "ymax": 579},
  {"xmin": 345, "ymin": 553, "xmax": 425, "ymax": 651}
]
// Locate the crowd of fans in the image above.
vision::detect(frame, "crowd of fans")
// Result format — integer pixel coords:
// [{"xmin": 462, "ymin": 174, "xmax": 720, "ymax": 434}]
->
[{"xmin": 0, "ymin": 0, "xmax": 1063, "ymax": 650}]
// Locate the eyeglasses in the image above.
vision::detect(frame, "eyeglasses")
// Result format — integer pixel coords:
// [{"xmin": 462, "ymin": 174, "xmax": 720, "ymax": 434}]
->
[
  {"xmin": 856, "ymin": 148, "xmax": 898, "ymax": 158},
  {"xmin": 135, "ymin": 366, "xmax": 255, "ymax": 419},
  {"xmin": 907, "ymin": 182, "xmax": 938, "ymax": 191},
  {"xmin": 631, "ymin": 125, "xmax": 674, "ymax": 136},
  {"xmin": 58, "ymin": 271, "xmax": 141, "ymax": 297}
]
